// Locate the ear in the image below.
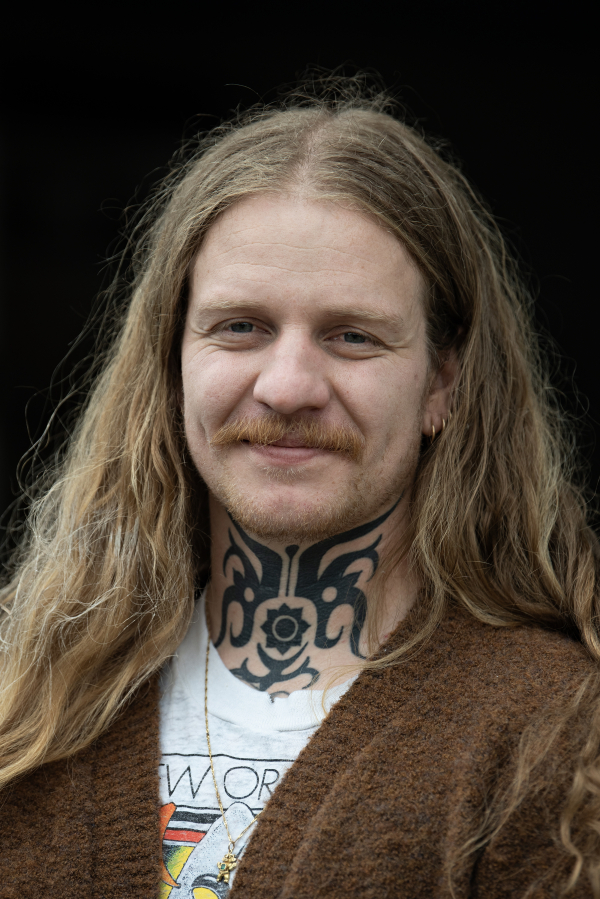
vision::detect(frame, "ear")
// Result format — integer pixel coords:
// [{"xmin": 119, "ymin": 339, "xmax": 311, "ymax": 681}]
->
[{"xmin": 421, "ymin": 348, "xmax": 460, "ymax": 438}]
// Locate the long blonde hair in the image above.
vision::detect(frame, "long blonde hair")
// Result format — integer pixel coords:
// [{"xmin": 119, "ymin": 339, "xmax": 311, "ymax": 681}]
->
[{"xmin": 2, "ymin": 79, "xmax": 599, "ymax": 890}]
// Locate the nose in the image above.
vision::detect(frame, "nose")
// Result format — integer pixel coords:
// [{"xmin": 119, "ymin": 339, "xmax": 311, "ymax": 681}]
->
[{"xmin": 252, "ymin": 330, "xmax": 331, "ymax": 414}]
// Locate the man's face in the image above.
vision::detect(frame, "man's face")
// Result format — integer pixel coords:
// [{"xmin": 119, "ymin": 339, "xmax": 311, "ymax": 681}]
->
[{"xmin": 182, "ymin": 194, "xmax": 434, "ymax": 542}]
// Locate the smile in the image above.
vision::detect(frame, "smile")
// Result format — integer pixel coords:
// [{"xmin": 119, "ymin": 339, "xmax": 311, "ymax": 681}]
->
[{"xmin": 243, "ymin": 442, "xmax": 334, "ymax": 466}]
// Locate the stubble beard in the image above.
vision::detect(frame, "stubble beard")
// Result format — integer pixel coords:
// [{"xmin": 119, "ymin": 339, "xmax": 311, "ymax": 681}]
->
[
  {"xmin": 189, "ymin": 409, "xmax": 424, "ymax": 543},
  {"xmin": 204, "ymin": 448, "xmax": 419, "ymax": 544}
]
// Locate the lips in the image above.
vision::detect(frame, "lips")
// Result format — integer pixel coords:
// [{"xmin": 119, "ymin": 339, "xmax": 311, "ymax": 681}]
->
[
  {"xmin": 245, "ymin": 440, "xmax": 328, "ymax": 464},
  {"xmin": 266, "ymin": 436, "xmax": 311, "ymax": 449},
  {"xmin": 241, "ymin": 437, "xmax": 311, "ymax": 449}
]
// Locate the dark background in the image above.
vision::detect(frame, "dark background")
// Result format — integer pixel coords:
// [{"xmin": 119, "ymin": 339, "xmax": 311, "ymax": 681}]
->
[{"xmin": 1, "ymin": 7, "xmax": 596, "ymax": 533}]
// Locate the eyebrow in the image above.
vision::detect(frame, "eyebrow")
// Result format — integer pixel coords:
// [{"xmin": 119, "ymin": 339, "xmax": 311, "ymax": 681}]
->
[
  {"xmin": 320, "ymin": 305, "xmax": 407, "ymax": 329},
  {"xmin": 191, "ymin": 298, "xmax": 407, "ymax": 331}
]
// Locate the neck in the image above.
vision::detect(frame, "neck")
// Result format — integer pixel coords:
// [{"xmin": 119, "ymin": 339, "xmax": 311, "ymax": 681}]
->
[{"xmin": 205, "ymin": 495, "xmax": 417, "ymax": 697}]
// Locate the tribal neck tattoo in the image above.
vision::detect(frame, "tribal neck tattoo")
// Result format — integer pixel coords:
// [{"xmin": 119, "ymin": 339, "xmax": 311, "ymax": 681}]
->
[{"xmin": 206, "ymin": 497, "xmax": 410, "ymax": 697}]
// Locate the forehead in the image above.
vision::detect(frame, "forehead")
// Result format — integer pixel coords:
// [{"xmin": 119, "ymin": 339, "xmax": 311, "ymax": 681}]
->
[{"xmin": 189, "ymin": 194, "xmax": 425, "ymax": 318}]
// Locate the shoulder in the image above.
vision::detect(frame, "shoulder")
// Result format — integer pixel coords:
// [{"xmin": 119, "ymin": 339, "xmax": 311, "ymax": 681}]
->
[
  {"xmin": 0, "ymin": 677, "xmax": 161, "ymax": 890},
  {"xmin": 438, "ymin": 602, "xmax": 594, "ymax": 688},
  {"xmin": 368, "ymin": 600, "xmax": 598, "ymax": 736},
  {"xmin": 390, "ymin": 602, "xmax": 598, "ymax": 733}
]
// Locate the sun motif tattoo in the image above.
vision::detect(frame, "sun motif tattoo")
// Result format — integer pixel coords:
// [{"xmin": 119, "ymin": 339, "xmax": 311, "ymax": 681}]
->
[
  {"xmin": 216, "ymin": 499, "xmax": 400, "ymax": 692},
  {"xmin": 261, "ymin": 604, "xmax": 310, "ymax": 654}
]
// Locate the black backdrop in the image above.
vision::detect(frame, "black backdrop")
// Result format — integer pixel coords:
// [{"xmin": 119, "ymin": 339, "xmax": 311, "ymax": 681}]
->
[{"xmin": 1, "ymin": 7, "xmax": 596, "ymax": 528}]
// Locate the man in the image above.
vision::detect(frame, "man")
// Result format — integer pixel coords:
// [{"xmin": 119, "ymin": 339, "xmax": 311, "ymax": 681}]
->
[{"xmin": 1, "ymin": 86, "xmax": 599, "ymax": 897}]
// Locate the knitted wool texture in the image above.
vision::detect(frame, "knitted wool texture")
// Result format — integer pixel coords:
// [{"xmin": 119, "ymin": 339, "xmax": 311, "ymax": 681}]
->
[{"xmin": 0, "ymin": 603, "xmax": 595, "ymax": 898}]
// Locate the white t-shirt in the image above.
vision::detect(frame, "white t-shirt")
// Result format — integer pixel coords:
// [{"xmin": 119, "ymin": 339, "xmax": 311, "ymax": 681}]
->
[{"xmin": 158, "ymin": 593, "xmax": 355, "ymax": 898}]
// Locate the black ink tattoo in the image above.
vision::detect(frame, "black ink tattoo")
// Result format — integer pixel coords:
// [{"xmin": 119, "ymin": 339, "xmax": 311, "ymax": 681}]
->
[
  {"xmin": 216, "ymin": 499, "xmax": 400, "ymax": 691},
  {"xmin": 261, "ymin": 603, "xmax": 310, "ymax": 654},
  {"xmin": 230, "ymin": 643, "xmax": 320, "ymax": 692},
  {"xmin": 218, "ymin": 529, "xmax": 282, "ymax": 650}
]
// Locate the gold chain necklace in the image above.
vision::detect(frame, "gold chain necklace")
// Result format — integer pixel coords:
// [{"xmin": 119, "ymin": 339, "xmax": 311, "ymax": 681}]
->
[{"xmin": 204, "ymin": 629, "xmax": 262, "ymax": 884}]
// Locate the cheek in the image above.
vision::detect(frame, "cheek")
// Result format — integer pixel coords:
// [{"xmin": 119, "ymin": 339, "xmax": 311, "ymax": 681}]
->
[
  {"xmin": 181, "ymin": 349, "xmax": 254, "ymax": 434},
  {"xmin": 337, "ymin": 362, "xmax": 428, "ymax": 445}
]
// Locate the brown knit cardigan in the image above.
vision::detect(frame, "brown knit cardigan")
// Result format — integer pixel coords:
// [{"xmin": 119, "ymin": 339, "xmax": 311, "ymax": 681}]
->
[{"xmin": 0, "ymin": 603, "xmax": 597, "ymax": 898}]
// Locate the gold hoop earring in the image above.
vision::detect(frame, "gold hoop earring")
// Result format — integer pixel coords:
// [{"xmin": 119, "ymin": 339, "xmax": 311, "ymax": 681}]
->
[
  {"xmin": 442, "ymin": 418, "xmax": 446, "ymax": 432},
  {"xmin": 430, "ymin": 424, "xmax": 436, "ymax": 444}
]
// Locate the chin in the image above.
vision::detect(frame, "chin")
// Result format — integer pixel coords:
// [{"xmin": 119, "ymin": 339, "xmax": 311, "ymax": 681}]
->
[{"xmin": 221, "ymin": 487, "xmax": 368, "ymax": 544}]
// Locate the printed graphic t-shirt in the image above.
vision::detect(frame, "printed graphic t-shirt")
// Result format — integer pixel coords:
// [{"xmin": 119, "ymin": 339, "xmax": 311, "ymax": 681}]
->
[{"xmin": 158, "ymin": 594, "xmax": 355, "ymax": 898}]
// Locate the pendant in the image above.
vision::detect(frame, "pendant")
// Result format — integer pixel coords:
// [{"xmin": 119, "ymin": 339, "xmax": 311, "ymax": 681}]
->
[{"xmin": 217, "ymin": 849, "xmax": 238, "ymax": 883}]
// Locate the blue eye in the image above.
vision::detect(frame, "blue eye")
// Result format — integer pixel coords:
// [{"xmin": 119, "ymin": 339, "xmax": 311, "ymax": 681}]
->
[
  {"xmin": 343, "ymin": 332, "xmax": 367, "ymax": 343},
  {"xmin": 231, "ymin": 322, "xmax": 254, "ymax": 333}
]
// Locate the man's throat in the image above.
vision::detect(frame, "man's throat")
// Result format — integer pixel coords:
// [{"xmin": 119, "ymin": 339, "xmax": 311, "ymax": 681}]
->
[{"xmin": 207, "ymin": 501, "xmax": 400, "ymax": 696}]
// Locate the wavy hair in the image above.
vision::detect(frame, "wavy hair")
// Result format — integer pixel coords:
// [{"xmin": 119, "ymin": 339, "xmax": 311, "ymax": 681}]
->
[{"xmin": 2, "ymin": 78, "xmax": 600, "ymax": 891}]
